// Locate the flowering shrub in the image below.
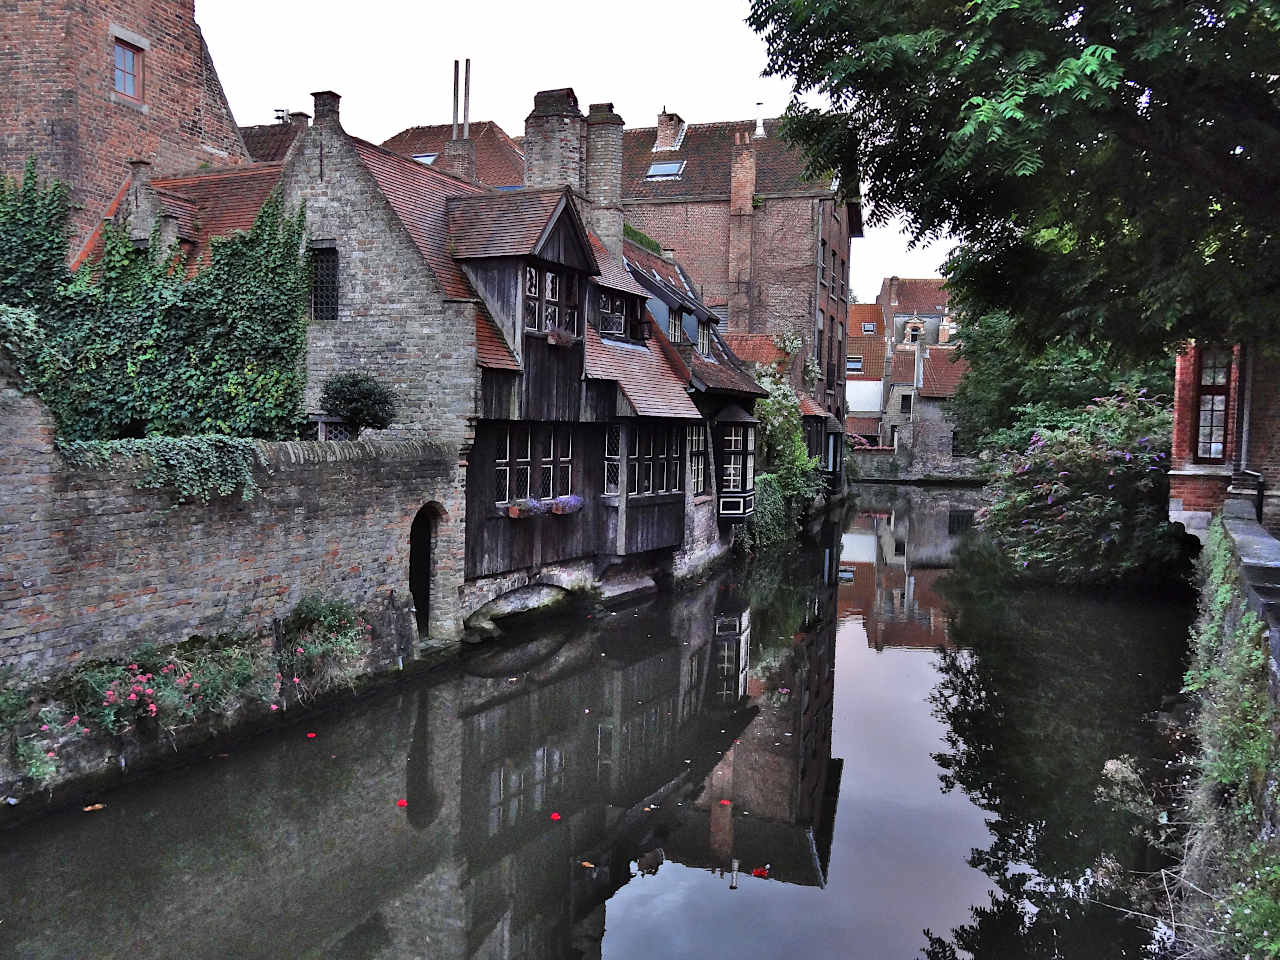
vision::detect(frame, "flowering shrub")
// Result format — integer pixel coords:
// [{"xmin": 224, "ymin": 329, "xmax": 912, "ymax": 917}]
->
[
  {"xmin": 979, "ymin": 391, "xmax": 1187, "ymax": 585},
  {"xmin": 71, "ymin": 641, "xmax": 269, "ymax": 734},
  {"xmin": 277, "ymin": 596, "xmax": 369, "ymax": 702}
]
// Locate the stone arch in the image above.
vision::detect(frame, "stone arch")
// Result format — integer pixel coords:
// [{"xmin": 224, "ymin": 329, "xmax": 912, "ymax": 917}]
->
[{"xmin": 409, "ymin": 502, "xmax": 446, "ymax": 639}]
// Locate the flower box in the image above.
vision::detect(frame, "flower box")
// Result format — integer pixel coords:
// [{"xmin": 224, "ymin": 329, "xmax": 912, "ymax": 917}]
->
[
  {"xmin": 505, "ymin": 499, "xmax": 547, "ymax": 519},
  {"xmin": 549, "ymin": 494, "xmax": 583, "ymax": 516}
]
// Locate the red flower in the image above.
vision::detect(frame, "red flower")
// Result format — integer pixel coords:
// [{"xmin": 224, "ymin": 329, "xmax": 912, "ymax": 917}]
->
[
  {"xmin": 396, "ymin": 798, "xmax": 408, "ymax": 808},
  {"xmin": 306, "ymin": 732, "xmax": 316, "ymax": 739},
  {"xmin": 550, "ymin": 811, "xmax": 562, "ymax": 821}
]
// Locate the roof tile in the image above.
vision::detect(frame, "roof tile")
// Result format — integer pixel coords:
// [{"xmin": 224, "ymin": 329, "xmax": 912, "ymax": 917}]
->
[
  {"xmin": 239, "ymin": 122, "xmax": 302, "ymax": 162},
  {"xmin": 583, "ymin": 326, "xmax": 700, "ymax": 419},
  {"xmin": 878, "ymin": 277, "xmax": 950, "ymax": 316},
  {"xmin": 920, "ymin": 346, "xmax": 967, "ymax": 398},
  {"xmin": 381, "ymin": 121, "xmax": 525, "ymax": 187},
  {"xmin": 150, "ymin": 163, "xmax": 285, "ymax": 266},
  {"xmin": 891, "ymin": 346, "xmax": 917, "ymax": 384},
  {"xmin": 845, "ymin": 333, "xmax": 886, "ymax": 380},
  {"xmin": 447, "ymin": 188, "xmax": 567, "ymax": 260}
]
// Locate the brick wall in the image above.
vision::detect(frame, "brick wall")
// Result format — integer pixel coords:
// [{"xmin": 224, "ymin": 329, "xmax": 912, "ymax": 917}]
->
[
  {"xmin": 0, "ymin": 355, "xmax": 466, "ymax": 674},
  {"xmin": 1246, "ymin": 350, "xmax": 1280, "ymax": 480},
  {"xmin": 0, "ymin": 0, "xmax": 248, "ymax": 256}
]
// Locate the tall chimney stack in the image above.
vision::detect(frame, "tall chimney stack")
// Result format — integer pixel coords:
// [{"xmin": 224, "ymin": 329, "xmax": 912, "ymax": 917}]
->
[
  {"xmin": 585, "ymin": 102, "xmax": 625, "ymax": 259},
  {"xmin": 524, "ymin": 88, "xmax": 584, "ymax": 190},
  {"xmin": 311, "ymin": 90, "xmax": 341, "ymax": 125},
  {"xmin": 656, "ymin": 108, "xmax": 683, "ymax": 150},
  {"xmin": 439, "ymin": 60, "xmax": 476, "ymax": 181}
]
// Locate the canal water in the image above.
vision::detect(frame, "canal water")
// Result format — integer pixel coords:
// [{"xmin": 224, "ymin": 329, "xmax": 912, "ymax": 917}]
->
[{"xmin": 0, "ymin": 485, "xmax": 1192, "ymax": 959}]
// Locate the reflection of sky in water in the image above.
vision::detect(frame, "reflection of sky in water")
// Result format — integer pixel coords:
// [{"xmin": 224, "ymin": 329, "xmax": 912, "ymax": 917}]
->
[{"xmin": 604, "ymin": 617, "xmax": 994, "ymax": 959}]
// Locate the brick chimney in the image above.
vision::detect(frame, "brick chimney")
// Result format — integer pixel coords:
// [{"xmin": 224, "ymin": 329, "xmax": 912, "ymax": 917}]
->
[
  {"xmin": 524, "ymin": 88, "xmax": 584, "ymax": 190},
  {"xmin": 311, "ymin": 91, "xmax": 341, "ymax": 124},
  {"xmin": 288, "ymin": 111, "xmax": 310, "ymax": 128},
  {"xmin": 656, "ymin": 108, "xmax": 684, "ymax": 150},
  {"xmin": 727, "ymin": 131, "xmax": 756, "ymax": 332},
  {"xmin": 889, "ymin": 275, "xmax": 900, "ymax": 306},
  {"xmin": 437, "ymin": 60, "xmax": 477, "ymax": 182},
  {"xmin": 585, "ymin": 102, "xmax": 624, "ymax": 259}
]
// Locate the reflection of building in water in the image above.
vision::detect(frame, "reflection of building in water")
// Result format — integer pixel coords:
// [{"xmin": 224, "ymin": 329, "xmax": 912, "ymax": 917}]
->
[{"xmin": 841, "ymin": 484, "xmax": 985, "ymax": 652}]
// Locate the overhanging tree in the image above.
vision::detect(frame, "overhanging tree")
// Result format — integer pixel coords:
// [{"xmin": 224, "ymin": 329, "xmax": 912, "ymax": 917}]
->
[{"xmin": 748, "ymin": 0, "xmax": 1280, "ymax": 355}]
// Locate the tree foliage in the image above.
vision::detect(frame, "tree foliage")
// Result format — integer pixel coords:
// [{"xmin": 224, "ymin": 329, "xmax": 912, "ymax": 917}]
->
[
  {"xmin": 748, "ymin": 0, "xmax": 1280, "ymax": 354},
  {"xmin": 0, "ymin": 159, "xmax": 310, "ymax": 440},
  {"xmin": 951, "ymin": 311, "xmax": 1173, "ymax": 452},
  {"xmin": 320, "ymin": 372, "xmax": 399, "ymax": 433},
  {"xmin": 744, "ymin": 366, "xmax": 822, "ymax": 548},
  {"xmin": 979, "ymin": 391, "xmax": 1189, "ymax": 584}
]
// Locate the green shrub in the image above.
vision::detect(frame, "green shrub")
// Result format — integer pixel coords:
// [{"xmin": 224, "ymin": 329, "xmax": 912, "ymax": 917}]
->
[
  {"xmin": 979, "ymin": 390, "xmax": 1185, "ymax": 585},
  {"xmin": 278, "ymin": 596, "xmax": 370, "ymax": 701},
  {"xmin": 59, "ymin": 435, "xmax": 266, "ymax": 503},
  {"xmin": 319, "ymin": 372, "xmax": 399, "ymax": 433},
  {"xmin": 16, "ymin": 736, "xmax": 57, "ymax": 784},
  {"xmin": 742, "ymin": 366, "xmax": 821, "ymax": 549}
]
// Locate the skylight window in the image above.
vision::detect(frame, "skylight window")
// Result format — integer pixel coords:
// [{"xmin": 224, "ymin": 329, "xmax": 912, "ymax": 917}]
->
[
  {"xmin": 862, "ymin": 322, "xmax": 876, "ymax": 334},
  {"xmin": 646, "ymin": 161, "xmax": 684, "ymax": 179},
  {"xmin": 412, "ymin": 153, "xmax": 438, "ymax": 165}
]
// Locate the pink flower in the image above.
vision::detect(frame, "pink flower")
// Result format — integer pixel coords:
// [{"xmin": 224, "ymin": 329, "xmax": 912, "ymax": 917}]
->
[
  {"xmin": 292, "ymin": 677, "xmax": 300, "ymax": 684},
  {"xmin": 296, "ymin": 647, "xmax": 304, "ymax": 654},
  {"xmin": 40, "ymin": 724, "xmax": 49, "ymax": 731},
  {"xmin": 144, "ymin": 688, "xmax": 153, "ymax": 695},
  {"xmin": 127, "ymin": 693, "xmax": 137, "ymax": 701},
  {"xmin": 46, "ymin": 751, "xmax": 56, "ymax": 758},
  {"xmin": 147, "ymin": 703, "xmax": 157, "ymax": 716},
  {"xmin": 70, "ymin": 715, "xmax": 79, "ymax": 722},
  {"xmin": 82, "ymin": 727, "xmax": 90, "ymax": 733},
  {"xmin": 269, "ymin": 704, "xmax": 279, "ymax": 711}
]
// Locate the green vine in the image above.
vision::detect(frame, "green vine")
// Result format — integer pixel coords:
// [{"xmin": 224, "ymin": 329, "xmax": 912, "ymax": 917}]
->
[
  {"xmin": 0, "ymin": 159, "xmax": 309, "ymax": 501},
  {"xmin": 58, "ymin": 436, "xmax": 267, "ymax": 503}
]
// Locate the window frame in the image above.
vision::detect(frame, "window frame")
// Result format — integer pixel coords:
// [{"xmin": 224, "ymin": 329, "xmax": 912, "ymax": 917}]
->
[
  {"xmin": 113, "ymin": 39, "xmax": 143, "ymax": 102},
  {"xmin": 847, "ymin": 355, "xmax": 863, "ymax": 374},
  {"xmin": 900, "ymin": 393, "xmax": 913, "ymax": 415},
  {"xmin": 494, "ymin": 425, "xmax": 532, "ymax": 504},
  {"xmin": 688, "ymin": 424, "xmax": 708, "ymax": 495},
  {"xmin": 645, "ymin": 160, "xmax": 685, "ymax": 179},
  {"xmin": 1194, "ymin": 346, "xmax": 1232, "ymax": 463},
  {"xmin": 311, "ymin": 247, "xmax": 339, "ymax": 325},
  {"xmin": 861, "ymin": 321, "xmax": 876, "ymax": 334}
]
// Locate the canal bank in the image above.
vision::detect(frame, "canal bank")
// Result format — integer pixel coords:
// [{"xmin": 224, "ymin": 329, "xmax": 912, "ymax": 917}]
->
[{"xmin": 0, "ymin": 486, "xmax": 1195, "ymax": 959}]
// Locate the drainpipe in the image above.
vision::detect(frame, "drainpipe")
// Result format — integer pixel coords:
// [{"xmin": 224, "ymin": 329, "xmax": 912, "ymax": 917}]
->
[{"xmin": 1240, "ymin": 342, "xmax": 1254, "ymax": 473}]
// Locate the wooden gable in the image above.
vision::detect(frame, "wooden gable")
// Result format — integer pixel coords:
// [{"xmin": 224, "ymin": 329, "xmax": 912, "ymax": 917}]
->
[{"xmin": 532, "ymin": 194, "xmax": 594, "ymax": 272}]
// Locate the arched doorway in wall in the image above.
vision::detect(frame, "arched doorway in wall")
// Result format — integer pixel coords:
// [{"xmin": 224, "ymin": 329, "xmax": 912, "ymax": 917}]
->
[{"xmin": 409, "ymin": 503, "xmax": 443, "ymax": 639}]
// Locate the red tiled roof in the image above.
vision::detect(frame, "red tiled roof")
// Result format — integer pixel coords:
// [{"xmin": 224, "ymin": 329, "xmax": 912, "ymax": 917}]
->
[
  {"xmin": 381, "ymin": 121, "xmax": 525, "ymax": 188},
  {"xmin": 150, "ymin": 163, "xmax": 285, "ymax": 266},
  {"xmin": 351, "ymin": 137, "xmax": 487, "ymax": 299},
  {"xmin": 589, "ymin": 234, "xmax": 650, "ymax": 297},
  {"xmin": 798, "ymin": 394, "xmax": 824, "ymax": 418},
  {"xmin": 240, "ymin": 122, "xmax": 302, "ymax": 162},
  {"xmin": 877, "ymin": 277, "xmax": 950, "ymax": 316},
  {"xmin": 848, "ymin": 302, "xmax": 882, "ymax": 334},
  {"xmin": 920, "ymin": 346, "xmax": 967, "ymax": 398},
  {"xmin": 622, "ymin": 237, "xmax": 688, "ymax": 293},
  {"xmin": 622, "ymin": 119, "xmax": 831, "ymax": 201},
  {"xmin": 447, "ymin": 187, "xmax": 567, "ymax": 260},
  {"xmin": 70, "ymin": 177, "xmax": 130, "ymax": 270},
  {"xmin": 890, "ymin": 347, "xmax": 916, "ymax": 384},
  {"xmin": 476, "ymin": 303, "xmax": 518, "ymax": 371},
  {"xmin": 846, "ymin": 333, "xmax": 886, "ymax": 380},
  {"xmin": 723, "ymin": 334, "xmax": 788, "ymax": 371},
  {"xmin": 583, "ymin": 326, "xmax": 700, "ymax": 419}
]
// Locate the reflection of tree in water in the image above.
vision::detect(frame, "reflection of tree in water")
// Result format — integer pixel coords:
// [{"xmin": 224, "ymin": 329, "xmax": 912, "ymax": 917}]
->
[{"xmin": 921, "ymin": 546, "xmax": 1192, "ymax": 958}]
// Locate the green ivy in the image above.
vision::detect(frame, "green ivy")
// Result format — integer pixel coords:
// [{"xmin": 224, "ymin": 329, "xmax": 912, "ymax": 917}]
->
[
  {"xmin": 623, "ymin": 222, "xmax": 662, "ymax": 254},
  {"xmin": 58, "ymin": 436, "xmax": 267, "ymax": 503},
  {"xmin": 0, "ymin": 160, "xmax": 309, "ymax": 498}
]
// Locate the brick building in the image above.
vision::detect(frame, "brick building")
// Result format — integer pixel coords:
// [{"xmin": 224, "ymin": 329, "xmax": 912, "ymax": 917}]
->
[
  {"xmin": 876, "ymin": 276, "xmax": 955, "ymax": 347},
  {"xmin": 621, "ymin": 111, "xmax": 856, "ymax": 486},
  {"xmin": 1168, "ymin": 343, "xmax": 1280, "ymax": 536},
  {"xmin": 845, "ymin": 302, "xmax": 886, "ymax": 446},
  {"xmin": 0, "ymin": 0, "xmax": 249, "ymax": 258}
]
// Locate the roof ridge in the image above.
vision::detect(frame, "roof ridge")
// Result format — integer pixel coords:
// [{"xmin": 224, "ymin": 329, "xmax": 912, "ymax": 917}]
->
[
  {"xmin": 152, "ymin": 162, "xmax": 283, "ymax": 185},
  {"xmin": 623, "ymin": 118, "xmax": 781, "ymax": 134},
  {"xmin": 351, "ymin": 136, "xmax": 489, "ymax": 193}
]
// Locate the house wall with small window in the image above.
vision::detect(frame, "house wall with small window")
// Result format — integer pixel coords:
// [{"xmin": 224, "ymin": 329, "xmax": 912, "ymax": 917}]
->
[
  {"xmin": 0, "ymin": 0, "xmax": 250, "ymax": 257},
  {"xmin": 281, "ymin": 120, "xmax": 476, "ymax": 443}
]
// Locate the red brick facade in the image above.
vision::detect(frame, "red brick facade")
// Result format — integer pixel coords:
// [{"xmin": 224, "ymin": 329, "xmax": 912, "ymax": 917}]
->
[{"xmin": 0, "ymin": 0, "xmax": 248, "ymax": 256}]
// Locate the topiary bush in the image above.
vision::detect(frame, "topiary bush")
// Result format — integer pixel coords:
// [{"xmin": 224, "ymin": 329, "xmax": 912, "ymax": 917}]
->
[{"xmin": 319, "ymin": 372, "xmax": 399, "ymax": 434}]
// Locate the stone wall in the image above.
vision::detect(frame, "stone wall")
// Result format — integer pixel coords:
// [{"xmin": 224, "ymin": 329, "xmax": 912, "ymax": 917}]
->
[
  {"xmin": 0, "ymin": 358, "xmax": 465, "ymax": 674},
  {"xmin": 0, "ymin": 0, "xmax": 249, "ymax": 255}
]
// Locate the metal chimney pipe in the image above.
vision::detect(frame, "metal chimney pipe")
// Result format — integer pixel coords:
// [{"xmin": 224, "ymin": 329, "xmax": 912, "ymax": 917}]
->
[
  {"xmin": 451, "ymin": 60, "xmax": 459, "ymax": 140},
  {"xmin": 463, "ymin": 58, "xmax": 471, "ymax": 139}
]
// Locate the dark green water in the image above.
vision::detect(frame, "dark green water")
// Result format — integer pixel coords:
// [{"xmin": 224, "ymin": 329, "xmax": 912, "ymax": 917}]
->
[{"xmin": 0, "ymin": 486, "xmax": 1192, "ymax": 959}]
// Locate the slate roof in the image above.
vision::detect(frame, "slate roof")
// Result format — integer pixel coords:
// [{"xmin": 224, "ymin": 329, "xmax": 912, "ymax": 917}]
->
[
  {"xmin": 150, "ymin": 163, "xmax": 285, "ymax": 266},
  {"xmin": 845, "ymin": 333, "xmax": 886, "ymax": 380},
  {"xmin": 381, "ymin": 121, "xmax": 526, "ymax": 188},
  {"xmin": 919, "ymin": 346, "xmax": 967, "ymax": 398},
  {"xmin": 583, "ymin": 326, "xmax": 701, "ymax": 419},
  {"xmin": 878, "ymin": 277, "xmax": 950, "ymax": 316},
  {"xmin": 622, "ymin": 119, "xmax": 832, "ymax": 201},
  {"xmin": 890, "ymin": 346, "xmax": 917, "ymax": 385},
  {"xmin": 240, "ymin": 122, "xmax": 302, "ymax": 162}
]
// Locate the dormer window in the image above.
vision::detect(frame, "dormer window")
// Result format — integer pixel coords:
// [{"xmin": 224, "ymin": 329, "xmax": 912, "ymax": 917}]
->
[
  {"xmin": 646, "ymin": 161, "xmax": 685, "ymax": 180},
  {"xmin": 412, "ymin": 153, "xmax": 438, "ymax": 165},
  {"xmin": 697, "ymin": 320, "xmax": 712, "ymax": 357},
  {"xmin": 599, "ymin": 291, "xmax": 643, "ymax": 340},
  {"xmin": 668, "ymin": 311, "xmax": 684, "ymax": 343},
  {"xmin": 525, "ymin": 264, "xmax": 579, "ymax": 336}
]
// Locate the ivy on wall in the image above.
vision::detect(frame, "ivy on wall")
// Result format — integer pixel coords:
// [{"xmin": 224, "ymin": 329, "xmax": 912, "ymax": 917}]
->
[{"xmin": 0, "ymin": 160, "xmax": 310, "ymax": 500}]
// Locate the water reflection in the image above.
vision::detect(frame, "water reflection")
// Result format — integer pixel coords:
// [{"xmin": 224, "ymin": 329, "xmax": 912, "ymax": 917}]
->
[{"xmin": 0, "ymin": 491, "xmax": 1192, "ymax": 960}]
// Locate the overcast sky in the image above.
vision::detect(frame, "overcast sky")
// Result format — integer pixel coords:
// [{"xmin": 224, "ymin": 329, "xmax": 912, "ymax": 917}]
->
[{"xmin": 195, "ymin": 0, "xmax": 951, "ymax": 302}]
